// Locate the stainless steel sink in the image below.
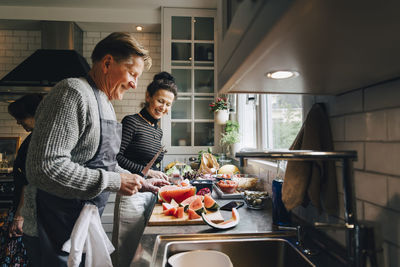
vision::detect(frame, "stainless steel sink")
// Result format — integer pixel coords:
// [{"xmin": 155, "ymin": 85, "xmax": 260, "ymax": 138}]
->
[{"xmin": 151, "ymin": 233, "xmax": 315, "ymax": 267}]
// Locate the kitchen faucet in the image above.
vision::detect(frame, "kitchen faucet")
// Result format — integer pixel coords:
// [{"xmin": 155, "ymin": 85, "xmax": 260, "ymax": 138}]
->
[{"xmin": 236, "ymin": 150, "xmax": 379, "ymax": 267}]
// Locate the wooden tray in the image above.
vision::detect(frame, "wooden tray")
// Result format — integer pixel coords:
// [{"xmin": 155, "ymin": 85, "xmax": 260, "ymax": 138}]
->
[{"xmin": 148, "ymin": 204, "xmax": 224, "ymax": 226}]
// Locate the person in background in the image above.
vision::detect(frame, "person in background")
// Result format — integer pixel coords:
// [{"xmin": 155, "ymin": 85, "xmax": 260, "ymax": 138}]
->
[
  {"xmin": 7, "ymin": 93, "xmax": 43, "ymax": 266},
  {"xmin": 113, "ymin": 72, "xmax": 177, "ymax": 266},
  {"xmin": 25, "ymin": 32, "xmax": 168, "ymax": 266}
]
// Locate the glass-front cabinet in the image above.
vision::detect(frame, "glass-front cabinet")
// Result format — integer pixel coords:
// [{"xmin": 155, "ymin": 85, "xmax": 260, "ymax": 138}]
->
[{"xmin": 162, "ymin": 8, "xmax": 218, "ymax": 155}]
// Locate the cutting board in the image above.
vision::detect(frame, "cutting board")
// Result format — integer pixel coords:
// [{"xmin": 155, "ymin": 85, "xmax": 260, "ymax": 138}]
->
[{"xmin": 148, "ymin": 204, "xmax": 224, "ymax": 226}]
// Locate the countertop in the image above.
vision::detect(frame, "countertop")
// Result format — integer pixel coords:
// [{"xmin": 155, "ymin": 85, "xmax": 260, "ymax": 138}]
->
[
  {"xmin": 131, "ymin": 195, "xmax": 278, "ymax": 267},
  {"xmin": 130, "ymin": 195, "xmax": 347, "ymax": 267}
]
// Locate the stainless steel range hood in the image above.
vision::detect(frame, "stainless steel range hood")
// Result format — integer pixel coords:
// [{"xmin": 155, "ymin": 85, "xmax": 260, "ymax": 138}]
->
[{"xmin": 0, "ymin": 21, "xmax": 90, "ymax": 100}]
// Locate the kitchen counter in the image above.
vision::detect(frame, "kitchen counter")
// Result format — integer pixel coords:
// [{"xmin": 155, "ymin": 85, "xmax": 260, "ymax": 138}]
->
[
  {"xmin": 131, "ymin": 196, "xmax": 347, "ymax": 267},
  {"xmin": 131, "ymin": 197, "xmax": 276, "ymax": 267}
]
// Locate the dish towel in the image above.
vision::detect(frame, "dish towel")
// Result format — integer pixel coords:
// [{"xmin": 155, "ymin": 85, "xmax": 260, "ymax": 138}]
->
[
  {"xmin": 282, "ymin": 103, "xmax": 338, "ymax": 215},
  {"xmin": 62, "ymin": 204, "xmax": 114, "ymax": 267}
]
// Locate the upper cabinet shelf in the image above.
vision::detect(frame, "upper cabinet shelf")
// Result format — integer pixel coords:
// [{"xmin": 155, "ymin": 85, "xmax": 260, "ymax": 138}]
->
[{"xmin": 218, "ymin": 0, "xmax": 400, "ymax": 95}]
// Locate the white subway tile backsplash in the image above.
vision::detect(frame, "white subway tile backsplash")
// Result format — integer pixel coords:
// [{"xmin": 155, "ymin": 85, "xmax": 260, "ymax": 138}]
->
[
  {"xmin": 345, "ymin": 113, "xmax": 366, "ymax": 141},
  {"xmin": 354, "ymin": 171, "xmax": 387, "ymax": 206},
  {"xmin": 330, "ymin": 116, "xmax": 345, "ymax": 141},
  {"xmin": 334, "ymin": 142, "xmax": 364, "ymax": 169},
  {"xmin": 365, "ymin": 110, "xmax": 387, "ymax": 141},
  {"xmin": 365, "ymin": 79, "xmax": 400, "ymax": 111},
  {"xmin": 387, "ymin": 108, "xmax": 400, "ymax": 141},
  {"xmin": 366, "ymin": 142, "xmax": 400, "ymax": 176},
  {"xmin": 86, "ymin": 32, "xmax": 101, "ymax": 38}
]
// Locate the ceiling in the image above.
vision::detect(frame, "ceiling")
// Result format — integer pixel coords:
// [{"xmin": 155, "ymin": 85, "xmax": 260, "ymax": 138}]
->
[{"xmin": 0, "ymin": 0, "xmax": 217, "ymax": 32}]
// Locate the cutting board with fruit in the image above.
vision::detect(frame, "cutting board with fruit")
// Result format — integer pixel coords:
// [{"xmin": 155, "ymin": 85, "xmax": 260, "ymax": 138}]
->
[
  {"xmin": 148, "ymin": 204, "xmax": 224, "ymax": 225},
  {"xmin": 148, "ymin": 193, "xmax": 224, "ymax": 226}
]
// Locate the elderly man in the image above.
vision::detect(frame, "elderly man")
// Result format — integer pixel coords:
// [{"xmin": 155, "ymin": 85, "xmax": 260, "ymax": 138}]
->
[{"xmin": 24, "ymin": 32, "xmax": 169, "ymax": 266}]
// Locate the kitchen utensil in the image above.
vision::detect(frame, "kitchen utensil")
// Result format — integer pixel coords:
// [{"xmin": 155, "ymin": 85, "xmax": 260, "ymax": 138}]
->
[{"xmin": 141, "ymin": 145, "xmax": 166, "ymax": 178}]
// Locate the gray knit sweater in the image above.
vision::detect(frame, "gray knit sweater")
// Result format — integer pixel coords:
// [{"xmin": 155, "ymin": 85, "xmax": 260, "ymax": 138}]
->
[{"xmin": 23, "ymin": 77, "xmax": 125, "ymax": 236}]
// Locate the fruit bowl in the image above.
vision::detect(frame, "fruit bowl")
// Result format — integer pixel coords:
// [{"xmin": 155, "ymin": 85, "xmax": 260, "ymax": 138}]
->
[{"xmin": 217, "ymin": 180, "xmax": 238, "ymax": 194}]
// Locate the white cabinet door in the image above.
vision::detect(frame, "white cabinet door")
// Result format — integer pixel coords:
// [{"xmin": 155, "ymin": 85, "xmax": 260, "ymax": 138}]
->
[{"xmin": 162, "ymin": 8, "xmax": 221, "ymax": 155}]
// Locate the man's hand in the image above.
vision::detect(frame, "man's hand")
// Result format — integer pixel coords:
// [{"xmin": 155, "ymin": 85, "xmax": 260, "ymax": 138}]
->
[
  {"xmin": 9, "ymin": 215, "xmax": 24, "ymax": 237},
  {"xmin": 119, "ymin": 173, "xmax": 143, "ymax": 195},
  {"xmin": 147, "ymin": 169, "xmax": 168, "ymax": 180},
  {"xmin": 140, "ymin": 178, "xmax": 170, "ymax": 194}
]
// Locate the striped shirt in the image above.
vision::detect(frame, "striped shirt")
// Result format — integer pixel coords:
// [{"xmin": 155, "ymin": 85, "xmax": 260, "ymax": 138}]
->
[{"xmin": 117, "ymin": 113, "xmax": 164, "ymax": 174}]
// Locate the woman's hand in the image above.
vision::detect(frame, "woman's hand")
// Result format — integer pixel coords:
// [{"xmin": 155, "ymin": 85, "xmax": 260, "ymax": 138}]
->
[
  {"xmin": 147, "ymin": 169, "xmax": 168, "ymax": 180},
  {"xmin": 140, "ymin": 178, "xmax": 170, "ymax": 194},
  {"xmin": 9, "ymin": 215, "xmax": 24, "ymax": 237}
]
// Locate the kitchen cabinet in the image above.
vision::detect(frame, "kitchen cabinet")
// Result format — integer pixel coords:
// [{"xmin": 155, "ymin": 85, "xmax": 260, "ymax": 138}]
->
[
  {"xmin": 161, "ymin": 8, "xmax": 220, "ymax": 155},
  {"xmin": 218, "ymin": 0, "xmax": 400, "ymax": 95}
]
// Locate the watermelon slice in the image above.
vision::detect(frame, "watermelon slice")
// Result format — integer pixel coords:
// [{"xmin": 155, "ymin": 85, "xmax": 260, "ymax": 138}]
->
[
  {"xmin": 189, "ymin": 196, "xmax": 205, "ymax": 215},
  {"xmin": 188, "ymin": 208, "xmax": 201, "ymax": 220},
  {"xmin": 163, "ymin": 207, "xmax": 177, "ymax": 216},
  {"xmin": 162, "ymin": 203, "xmax": 174, "ymax": 211},
  {"xmin": 159, "ymin": 185, "xmax": 196, "ymax": 203},
  {"xmin": 173, "ymin": 206, "xmax": 184, "ymax": 218},
  {"xmin": 203, "ymin": 195, "xmax": 219, "ymax": 211},
  {"xmin": 201, "ymin": 208, "xmax": 240, "ymax": 229}
]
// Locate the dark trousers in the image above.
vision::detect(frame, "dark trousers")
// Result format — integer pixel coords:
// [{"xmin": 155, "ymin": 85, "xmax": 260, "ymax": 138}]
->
[{"xmin": 23, "ymin": 234, "xmax": 41, "ymax": 267}]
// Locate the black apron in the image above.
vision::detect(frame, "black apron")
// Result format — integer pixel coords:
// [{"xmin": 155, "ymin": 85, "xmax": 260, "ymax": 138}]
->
[{"xmin": 36, "ymin": 77, "xmax": 122, "ymax": 266}]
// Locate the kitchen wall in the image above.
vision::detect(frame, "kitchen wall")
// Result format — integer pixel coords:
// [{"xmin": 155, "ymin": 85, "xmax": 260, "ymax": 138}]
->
[
  {"xmin": 245, "ymin": 81, "xmax": 400, "ymax": 266},
  {"xmin": 0, "ymin": 29, "xmax": 41, "ymax": 140},
  {"xmin": 0, "ymin": 29, "xmax": 161, "ymax": 140},
  {"xmin": 317, "ymin": 82, "xmax": 400, "ymax": 267}
]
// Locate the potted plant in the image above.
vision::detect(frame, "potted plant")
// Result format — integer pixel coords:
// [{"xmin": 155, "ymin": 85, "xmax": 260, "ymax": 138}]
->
[
  {"xmin": 220, "ymin": 120, "xmax": 240, "ymax": 156},
  {"xmin": 209, "ymin": 97, "xmax": 229, "ymax": 125}
]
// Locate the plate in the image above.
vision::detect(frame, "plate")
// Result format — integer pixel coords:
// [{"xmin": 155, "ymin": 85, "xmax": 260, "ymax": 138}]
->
[{"xmin": 213, "ymin": 184, "xmax": 243, "ymax": 199}]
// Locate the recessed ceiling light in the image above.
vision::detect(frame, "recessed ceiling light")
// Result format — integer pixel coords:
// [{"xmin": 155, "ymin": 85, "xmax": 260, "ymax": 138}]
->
[
  {"xmin": 136, "ymin": 26, "xmax": 143, "ymax": 31},
  {"xmin": 265, "ymin": 70, "xmax": 299, "ymax": 79}
]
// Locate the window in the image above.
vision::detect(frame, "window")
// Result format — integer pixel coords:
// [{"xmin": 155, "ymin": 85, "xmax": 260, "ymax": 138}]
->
[{"xmin": 238, "ymin": 94, "xmax": 303, "ymax": 150}]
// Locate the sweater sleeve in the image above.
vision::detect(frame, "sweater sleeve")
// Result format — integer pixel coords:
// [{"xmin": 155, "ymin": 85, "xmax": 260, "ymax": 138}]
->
[
  {"xmin": 26, "ymin": 80, "xmax": 121, "ymax": 200},
  {"xmin": 116, "ymin": 116, "xmax": 146, "ymax": 174}
]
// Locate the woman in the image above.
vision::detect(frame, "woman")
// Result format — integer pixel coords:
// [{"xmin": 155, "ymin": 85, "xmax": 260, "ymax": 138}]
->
[
  {"xmin": 7, "ymin": 93, "xmax": 43, "ymax": 266},
  {"xmin": 113, "ymin": 72, "xmax": 177, "ymax": 267},
  {"xmin": 25, "ymin": 32, "xmax": 169, "ymax": 266}
]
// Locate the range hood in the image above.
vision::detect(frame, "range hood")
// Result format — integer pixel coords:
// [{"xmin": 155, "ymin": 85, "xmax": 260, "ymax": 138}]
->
[{"xmin": 0, "ymin": 21, "xmax": 90, "ymax": 99}]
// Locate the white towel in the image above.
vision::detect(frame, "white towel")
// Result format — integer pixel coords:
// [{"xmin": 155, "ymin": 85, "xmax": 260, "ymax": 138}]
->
[{"xmin": 62, "ymin": 204, "xmax": 115, "ymax": 267}]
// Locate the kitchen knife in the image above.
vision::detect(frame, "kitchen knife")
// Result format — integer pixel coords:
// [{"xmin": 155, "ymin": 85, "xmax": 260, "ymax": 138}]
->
[{"xmin": 141, "ymin": 145, "xmax": 165, "ymax": 179}]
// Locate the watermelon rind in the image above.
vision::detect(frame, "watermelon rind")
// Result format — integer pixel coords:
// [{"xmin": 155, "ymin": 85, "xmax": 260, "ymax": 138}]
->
[
  {"xmin": 201, "ymin": 208, "xmax": 240, "ymax": 229},
  {"xmin": 203, "ymin": 195, "xmax": 220, "ymax": 211}
]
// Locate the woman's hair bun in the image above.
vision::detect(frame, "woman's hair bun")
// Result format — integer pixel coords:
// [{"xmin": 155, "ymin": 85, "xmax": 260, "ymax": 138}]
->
[{"xmin": 154, "ymin": 71, "xmax": 175, "ymax": 83}]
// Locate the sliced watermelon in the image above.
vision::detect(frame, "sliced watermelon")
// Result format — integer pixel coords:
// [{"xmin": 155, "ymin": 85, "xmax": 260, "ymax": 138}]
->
[
  {"xmin": 163, "ymin": 207, "xmax": 177, "ymax": 216},
  {"xmin": 201, "ymin": 208, "xmax": 240, "ymax": 229},
  {"xmin": 173, "ymin": 206, "xmax": 184, "ymax": 218},
  {"xmin": 189, "ymin": 196, "xmax": 205, "ymax": 215},
  {"xmin": 180, "ymin": 195, "xmax": 202, "ymax": 206},
  {"xmin": 188, "ymin": 208, "xmax": 201, "ymax": 220},
  {"xmin": 162, "ymin": 203, "xmax": 174, "ymax": 211},
  {"xmin": 159, "ymin": 185, "xmax": 196, "ymax": 203},
  {"xmin": 203, "ymin": 195, "xmax": 220, "ymax": 211}
]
